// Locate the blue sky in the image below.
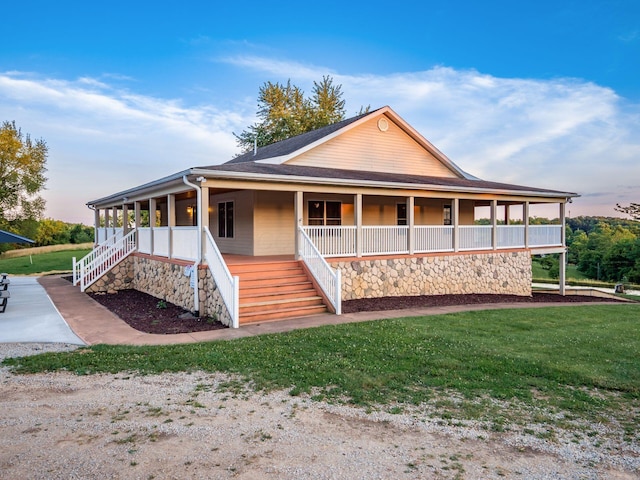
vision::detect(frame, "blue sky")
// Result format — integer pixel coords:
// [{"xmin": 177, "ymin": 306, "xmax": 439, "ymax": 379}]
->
[{"xmin": 1, "ymin": 0, "xmax": 639, "ymax": 223}]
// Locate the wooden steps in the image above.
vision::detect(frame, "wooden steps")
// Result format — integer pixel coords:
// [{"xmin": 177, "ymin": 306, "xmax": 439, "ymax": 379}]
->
[{"xmin": 228, "ymin": 260, "xmax": 328, "ymax": 324}]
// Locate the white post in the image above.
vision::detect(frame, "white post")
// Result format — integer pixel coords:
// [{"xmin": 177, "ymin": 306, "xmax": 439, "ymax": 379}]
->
[
  {"xmin": 407, "ymin": 196, "xmax": 415, "ymax": 255},
  {"xmin": 453, "ymin": 198, "xmax": 459, "ymax": 252},
  {"xmin": 355, "ymin": 193, "xmax": 363, "ymax": 257},
  {"xmin": 149, "ymin": 198, "xmax": 156, "ymax": 255},
  {"xmin": 491, "ymin": 200, "xmax": 498, "ymax": 250},
  {"xmin": 524, "ymin": 202, "xmax": 530, "ymax": 248},
  {"xmin": 294, "ymin": 191, "xmax": 303, "ymax": 260},
  {"xmin": 559, "ymin": 202, "xmax": 567, "ymax": 296},
  {"xmin": 167, "ymin": 194, "xmax": 175, "ymax": 258}
]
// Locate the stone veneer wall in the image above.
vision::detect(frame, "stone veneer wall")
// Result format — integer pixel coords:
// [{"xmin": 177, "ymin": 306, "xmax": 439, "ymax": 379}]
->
[
  {"xmin": 130, "ymin": 256, "xmax": 195, "ymax": 312},
  {"xmin": 199, "ymin": 268, "xmax": 233, "ymax": 327},
  {"xmin": 85, "ymin": 256, "xmax": 135, "ymax": 294},
  {"xmin": 331, "ymin": 251, "xmax": 532, "ymax": 300},
  {"xmin": 86, "ymin": 254, "xmax": 233, "ymax": 327}
]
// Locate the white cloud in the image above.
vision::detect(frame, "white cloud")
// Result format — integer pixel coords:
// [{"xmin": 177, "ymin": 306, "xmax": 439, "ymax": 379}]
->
[
  {"xmin": 0, "ymin": 72, "xmax": 251, "ymax": 223},
  {"xmin": 2, "ymin": 59, "xmax": 639, "ymax": 224},
  {"xmin": 221, "ymin": 56, "xmax": 640, "ymax": 217}
]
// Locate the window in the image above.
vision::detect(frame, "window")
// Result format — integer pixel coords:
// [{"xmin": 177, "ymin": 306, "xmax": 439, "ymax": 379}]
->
[
  {"xmin": 308, "ymin": 201, "xmax": 341, "ymax": 226},
  {"xmin": 218, "ymin": 201, "xmax": 234, "ymax": 238},
  {"xmin": 443, "ymin": 205, "xmax": 452, "ymax": 225},
  {"xmin": 397, "ymin": 203, "xmax": 407, "ymax": 226}
]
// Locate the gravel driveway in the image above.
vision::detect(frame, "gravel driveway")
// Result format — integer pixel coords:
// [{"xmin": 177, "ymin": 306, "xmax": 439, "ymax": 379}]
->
[{"xmin": 1, "ymin": 343, "xmax": 638, "ymax": 480}]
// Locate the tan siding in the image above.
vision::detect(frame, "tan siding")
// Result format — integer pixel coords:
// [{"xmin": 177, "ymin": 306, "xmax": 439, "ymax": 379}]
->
[
  {"xmin": 288, "ymin": 115, "xmax": 459, "ymax": 178},
  {"xmin": 253, "ymin": 191, "xmax": 296, "ymax": 255},
  {"xmin": 415, "ymin": 198, "xmax": 449, "ymax": 225},
  {"xmin": 459, "ymin": 200, "xmax": 476, "ymax": 225},
  {"xmin": 362, "ymin": 196, "xmax": 400, "ymax": 225},
  {"xmin": 210, "ymin": 190, "xmax": 254, "ymax": 255}
]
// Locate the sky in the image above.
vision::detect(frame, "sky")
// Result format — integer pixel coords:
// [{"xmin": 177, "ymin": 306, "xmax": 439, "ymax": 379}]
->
[{"xmin": 1, "ymin": 0, "xmax": 639, "ymax": 224}]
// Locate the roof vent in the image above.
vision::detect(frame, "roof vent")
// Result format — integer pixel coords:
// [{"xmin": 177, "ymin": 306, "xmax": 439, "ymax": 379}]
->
[{"xmin": 377, "ymin": 118, "xmax": 389, "ymax": 132}]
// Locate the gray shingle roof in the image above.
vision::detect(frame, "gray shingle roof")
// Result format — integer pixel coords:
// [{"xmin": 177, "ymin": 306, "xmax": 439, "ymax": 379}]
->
[{"xmin": 201, "ymin": 162, "xmax": 573, "ymax": 196}]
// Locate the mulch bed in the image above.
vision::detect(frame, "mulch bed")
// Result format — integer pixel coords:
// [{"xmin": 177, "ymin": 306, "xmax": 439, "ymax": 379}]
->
[
  {"xmin": 85, "ymin": 281, "xmax": 626, "ymax": 335},
  {"xmin": 341, "ymin": 292, "xmax": 624, "ymax": 314},
  {"xmin": 88, "ymin": 289, "xmax": 227, "ymax": 335}
]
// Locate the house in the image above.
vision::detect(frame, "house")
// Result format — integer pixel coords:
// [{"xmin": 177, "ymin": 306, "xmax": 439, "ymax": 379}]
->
[{"xmin": 76, "ymin": 106, "xmax": 577, "ymax": 328}]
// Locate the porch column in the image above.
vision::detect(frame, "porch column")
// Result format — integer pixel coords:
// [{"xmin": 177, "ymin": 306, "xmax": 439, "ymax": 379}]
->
[
  {"xmin": 122, "ymin": 203, "xmax": 129, "ymax": 235},
  {"xmin": 94, "ymin": 208, "xmax": 100, "ymax": 245},
  {"xmin": 104, "ymin": 208, "xmax": 110, "ymax": 234},
  {"xmin": 407, "ymin": 196, "xmax": 415, "ymax": 255},
  {"xmin": 355, "ymin": 193, "xmax": 363, "ymax": 258},
  {"xmin": 134, "ymin": 202, "xmax": 141, "ymax": 228},
  {"xmin": 491, "ymin": 200, "xmax": 498, "ymax": 250},
  {"xmin": 201, "ymin": 186, "xmax": 210, "ymax": 231},
  {"xmin": 112, "ymin": 206, "xmax": 118, "ymax": 234},
  {"xmin": 167, "ymin": 194, "xmax": 176, "ymax": 258},
  {"xmin": 201, "ymin": 186, "xmax": 210, "ymax": 263},
  {"xmin": 524, "ymin": 202, "xmax": 530, "ymax": 248},
  {"xmin": 149, "ymin": 198, "xmax": 156, "ymax": 255},
  {"xmin": 453, "ymin": 198, "xmax": 459, "ymax": 252},
  {"xmin": 294, "ymin": 191, "xmax": 303, "ymax": 260},
  {"xmin": 559, "ymin": 202, "xmax": 567, "ymax": 296}
]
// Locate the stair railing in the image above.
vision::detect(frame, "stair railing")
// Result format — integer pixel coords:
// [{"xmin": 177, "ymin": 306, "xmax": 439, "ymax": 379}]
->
[
  {"xmin": 75, "ymin": 229, "xmax": 137, "ymax": 292},
  {"xmin": 298, "ymin": 227, "xmax": 342, "ymax": 315},
  {"xmin": 73, "ymin": 229, "xmax": 124, "ymax": 286},
  {"xmin": 203, "ymin": 227, "xmax": 239, "ymax": 328}
]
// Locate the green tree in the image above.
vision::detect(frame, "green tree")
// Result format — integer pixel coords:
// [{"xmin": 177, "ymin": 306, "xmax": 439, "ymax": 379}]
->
[
  {"xmin": 235, "ymin": 76, "xmax": 364, "ymax": 152},
  {"xmin": 35, "ymin": 219, "xmax": 70, "ymax": 246},
  {"xmin": 69, "ymin": 223, "xmax": 94, "ymax": 244},
  {"xmin": 0, "ymin": 121, "xmax": 48, "ymax": 227}
]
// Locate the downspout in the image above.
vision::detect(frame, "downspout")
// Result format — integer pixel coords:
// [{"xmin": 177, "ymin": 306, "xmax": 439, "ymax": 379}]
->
[{"xmin": 182, "ymin": 175, "xmax": 201, "ymax": 316}]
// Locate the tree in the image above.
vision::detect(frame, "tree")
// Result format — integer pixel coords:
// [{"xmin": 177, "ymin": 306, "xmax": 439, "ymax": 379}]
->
[
  {"xmin": 615, "ymin": 202, "xmax": 640, "ymax": 221},
  {"xmin": 0, "ymin": 121, "xmax": 48, "ymax": 227},
  {"xmin": 235, "ymin": 76, "xmax": 363, "ymax": 152},
  {"xmin": 35, "ymin": 219, "xmax": 70, "ymax": 246}
]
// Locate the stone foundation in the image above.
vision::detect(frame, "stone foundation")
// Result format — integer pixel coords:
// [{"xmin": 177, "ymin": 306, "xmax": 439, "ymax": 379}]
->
[
  {"xmin": 331, "ymin": 251, "xmax": 532, "ymax": 300},
  {"xmin": 86, "ymin": 257, "xmax": 135, "ymax": 294},
  {"xmin": 87, "ymin": 250, "xmax": 531, "ymax": 326}
]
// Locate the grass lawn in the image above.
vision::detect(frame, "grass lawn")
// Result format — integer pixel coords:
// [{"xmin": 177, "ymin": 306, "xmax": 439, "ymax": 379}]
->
[
  {"xmin": 531, "ymin": 260, "xmax": 588, "ymax": 281},
  {"xmin": 4, "ymin": 304, "xmax": 639, "ymax": 437},
  {"xmin": 0, "ymin": 248, "xmax": 91, "ymax": 275}
]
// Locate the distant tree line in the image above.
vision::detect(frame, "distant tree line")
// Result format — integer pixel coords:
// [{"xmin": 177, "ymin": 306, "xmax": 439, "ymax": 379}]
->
[
  {"xmin": 566, "ymin": 216, "xmax": 640, "ymax": 283},
  {"xmin": 533, "ymin": 216, "xmax": 640, "ymax": 283},
  {"xmin": 0, "ymin": 218, "xmax": 94, "ymax": 253}
]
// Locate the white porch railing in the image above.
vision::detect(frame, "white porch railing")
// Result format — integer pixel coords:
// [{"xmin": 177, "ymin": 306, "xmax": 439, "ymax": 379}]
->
[
  {"xmin": 153, "ymin": 227, "xmax": 169, "ymax": 257},
  {"xmin": 172, "ymin": 227, "xmax": 198, "ymax": 260},
  {"xmin": 298, "ymin": 227, "xmax": 342, "ymax": 315},
  {"xmin": 204, "ymin": 227, "xmax": 239, "ymax": 328},
  {"xmin": 304, "ymin": 224, "xmax": 563, "ymax": 256},
  {"xmin": 74, "ymin": 229, "xmax": 137, "ymax": 292},
  {"xmin": 362, "ymin": 226, "xmax": 409, "ymax": 255},
  {"xmin": 497, "ymin": 225, "xmax": 525, "ymax": 249},
  {"xmin": 303, "ymin": 226, "xmax": 356, "ymax": 257},
  {"xmin": 458, "ymin": 225, "xmax": 493, "ymax": 251},
  {"xmin": 95, "ymin": 227, "xmax": 123, "ymax": 244},
  {"xmin": 414, "ymin": 226, "xmax": 454, "ymax": 253},
  {"xmin": 529, "ymin": 225, "xmax": 563, "ymax": 247},
  {"xmin": 138, "ymin": 227, "xmax": 152, "ymax": 254}
]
